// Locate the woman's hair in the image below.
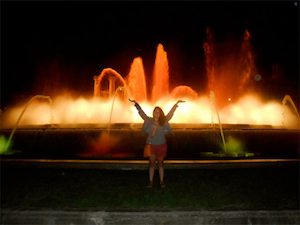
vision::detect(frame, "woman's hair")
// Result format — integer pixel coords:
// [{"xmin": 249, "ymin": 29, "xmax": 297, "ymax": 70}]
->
[{"xmin": 153, "ymin": 106, "xmax": 166, "ymax": 126}]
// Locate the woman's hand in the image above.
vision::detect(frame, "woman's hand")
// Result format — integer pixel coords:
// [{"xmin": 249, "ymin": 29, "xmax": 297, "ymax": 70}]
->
[
  {"xmin": 128, "ymin": 99, "xmax": 136, "ymax": 104},
  {"xmin": 176, "ymin": 100, "xmax": 185, "ymax": 105}
]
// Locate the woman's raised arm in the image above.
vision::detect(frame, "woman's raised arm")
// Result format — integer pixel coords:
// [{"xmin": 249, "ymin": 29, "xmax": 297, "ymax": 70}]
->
[
  {"xmin": 165, "ymin": 100, "xmax": 185, "ymax": 122},
  {"xmin": 129, "ymin": 99, "xmax": 149, "ymax": 121}
]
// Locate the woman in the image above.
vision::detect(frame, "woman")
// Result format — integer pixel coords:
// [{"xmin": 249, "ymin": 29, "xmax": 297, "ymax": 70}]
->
[{"xmin": 129, "ymin": 99, "xmax": 184, "ymax": 188}]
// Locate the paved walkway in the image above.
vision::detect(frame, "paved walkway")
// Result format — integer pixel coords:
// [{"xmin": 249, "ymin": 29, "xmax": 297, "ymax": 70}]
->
[
  {"xmin": 1, "ymin": 210, "xmax": 299, "ymax": 225},
  {"xmin": 2, "ymin": 161, "xmax": 299, "ymax": 224}
]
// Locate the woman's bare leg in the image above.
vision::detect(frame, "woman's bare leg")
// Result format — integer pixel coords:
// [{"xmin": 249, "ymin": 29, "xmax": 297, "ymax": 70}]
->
[
  {"xmin": 149, "ymin": 154, "xmax": 156, "ymax": 185},
  {"xmin": 157, "ymin": 157, "xmax": 165, "ymax": 186}
]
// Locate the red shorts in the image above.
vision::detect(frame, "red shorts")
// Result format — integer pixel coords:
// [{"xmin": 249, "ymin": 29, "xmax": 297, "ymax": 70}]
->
[{"xmin": 150, "ymin": 143, "xmax": 167, "ymax": 158}]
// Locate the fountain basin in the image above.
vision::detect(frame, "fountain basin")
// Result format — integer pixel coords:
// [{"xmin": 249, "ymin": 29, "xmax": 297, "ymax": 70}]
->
[{"xmin": 1, "ymin": 124, "xmax": 299, "ymax": 160}]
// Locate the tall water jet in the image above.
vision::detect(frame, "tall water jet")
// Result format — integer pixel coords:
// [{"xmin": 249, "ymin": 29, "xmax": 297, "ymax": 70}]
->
[
  {"xmin": 203, "ymin": 27, "xmax": 217, "ymax": 98},
  {"xmin": 239, "ymin": 28, "xmax": 256, "ymax": 95},
  {"xmin": 125, "ymin": 57, "xmax": 147, "ymax": 102},
  {"xmin": 203, "ymin": 27, "xmax": 257, "ymax": 107},
  {"xmin": 152, "ymin": 43, "xmax": 169, "ymax": 103}
]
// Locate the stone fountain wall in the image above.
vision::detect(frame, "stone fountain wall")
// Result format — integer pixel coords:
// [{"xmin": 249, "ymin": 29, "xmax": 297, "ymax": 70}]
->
[{"xmin": 1, "ymin": 128, "xmax": 299, "ymax": 160}]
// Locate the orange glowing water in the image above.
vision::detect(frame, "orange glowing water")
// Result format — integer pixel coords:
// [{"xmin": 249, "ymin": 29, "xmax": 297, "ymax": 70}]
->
[
  {"xmin": 1, "ymin": 41, "xmax": 299, "ymax": 130},
  {"xmin": 152, "ymin": 43, "xmax": 169, "ymax": 103},
  {"xmin": 203, "ymin": 28, "xmax": 257, "ymax": 107},
  {"xmin": 94, "ymin": 68, "xmax": 126, "ymax": 98},
  {"xmin": 171, "ymin": 86, "xmax": 198, "ymax": 100},
  {"xmin": 126, "ymin": 57, "xmax": 147, "ymax": 102},
  {"xmin": 203, "ymin": 27, "xmax": 216, "ymax": 98},
  {"xmin": 1, "ymin": 94, "xmax": 299, "ymax": 129},
  {"xmin": 239, "ymin": 29, "xmax": 256, "ymax": 93}
]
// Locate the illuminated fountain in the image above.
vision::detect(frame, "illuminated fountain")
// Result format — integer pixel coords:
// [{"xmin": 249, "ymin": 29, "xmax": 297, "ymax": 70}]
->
[
  {"xmin": 152, "ymin": 43, "xmax": 170, "ymax": 102},
  {"xmin": 0, "ymin": 29, "xmax": 299, "ymax": 159},
  {"xmin": 203, "ymin": 28, "xmax": 256, "ymax": 108},
  {"xmin": 126, "ymin": 57, "xmax": 147, "ymax": 102},
  {"xmin": 2, "ymin": 40, "xmax": 298, "ymax": 128}
]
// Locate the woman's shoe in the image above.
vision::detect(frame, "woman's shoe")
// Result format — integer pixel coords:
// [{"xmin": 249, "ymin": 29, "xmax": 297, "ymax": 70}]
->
[
  {"xmin": 160, "ymin": 180, "xmax": 166, "ymax": 188},
  {"xmin": 147, "ymin": 181, "xmax": 153, "ymax": 188}
]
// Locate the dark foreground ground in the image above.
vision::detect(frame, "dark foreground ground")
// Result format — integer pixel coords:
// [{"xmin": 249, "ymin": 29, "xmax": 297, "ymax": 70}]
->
[{"xmin": 1, "ymin": 163, "xmax": 299, "ymax": 211}]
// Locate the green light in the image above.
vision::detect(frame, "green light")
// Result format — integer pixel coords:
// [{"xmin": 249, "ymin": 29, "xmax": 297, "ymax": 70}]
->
[
  {"xmin": 0, "ymin": 135, "xmax": 20, "ymax": 155},
  {"xmin": 226, "ymin": 136, "xmax": 244, "ymax": 152},
  {"xmin": 220, "ymin": 135, "xmax": 254, "ymax": 157},
  {"xmin": 0, "ymin": 135, "xmax": 9, "ymax": 154}
]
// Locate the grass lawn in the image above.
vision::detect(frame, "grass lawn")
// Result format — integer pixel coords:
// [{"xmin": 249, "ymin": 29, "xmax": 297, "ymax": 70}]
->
[{"xmin": 1, "ymin": 164, "xmax": 299, "ymax": 211}]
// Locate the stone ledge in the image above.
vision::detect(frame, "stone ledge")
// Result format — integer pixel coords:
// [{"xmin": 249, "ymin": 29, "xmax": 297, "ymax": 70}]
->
[{"xmin": 1, "ymin": 210, "xmax": 299, "ymax": 225}]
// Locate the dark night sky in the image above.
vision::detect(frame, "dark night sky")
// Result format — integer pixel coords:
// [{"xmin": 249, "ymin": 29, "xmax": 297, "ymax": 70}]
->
[{"xmin": 1, "ymin": 1, "xmax": 299, "ymax": 108}]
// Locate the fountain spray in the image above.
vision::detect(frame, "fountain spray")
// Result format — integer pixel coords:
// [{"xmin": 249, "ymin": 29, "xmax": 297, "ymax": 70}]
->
[
  {"xmin": 4, "ymin": 95, "xmax": 53, "ymax": 153},
  {"xmin": 282, "ymin": 95, "xmax": 300, "ymax": 126},
  {"xmin": 108, "ymin": 86, "xmax": 127, "ymax": 137},
  {"xmin": 209, "ymin": 91, "xmax": 227, "ymax": 153}
]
